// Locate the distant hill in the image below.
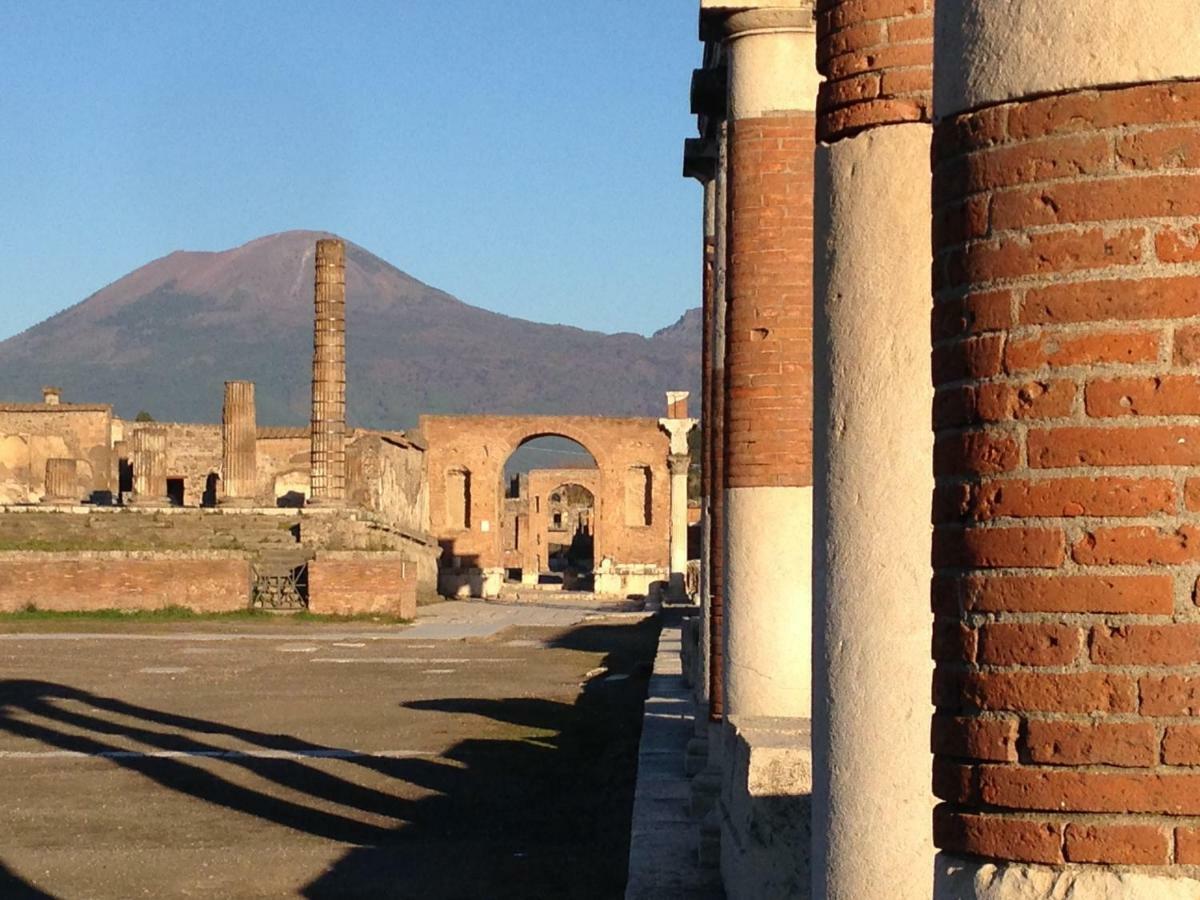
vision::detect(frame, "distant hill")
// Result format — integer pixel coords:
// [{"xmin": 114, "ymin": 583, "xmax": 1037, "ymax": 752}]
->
[{"xmin": 0, "ymin": 231, "xmax": 701, "ymax": 428}]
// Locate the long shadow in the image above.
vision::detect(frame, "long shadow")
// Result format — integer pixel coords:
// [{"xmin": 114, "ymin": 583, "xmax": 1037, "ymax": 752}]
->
[
  {"xmin": 0, "ymin": 862, "xmax": 58, "ymax": 900},
  {"xmin": 0, "ymin": 615, "xmax": 661, "ymax": 899}
]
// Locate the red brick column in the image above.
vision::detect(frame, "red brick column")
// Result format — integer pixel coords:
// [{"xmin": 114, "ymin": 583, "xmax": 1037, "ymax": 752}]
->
[
  {"xmin": 932, "ymin": 79, "xmax": 1200, "ymax": 878},
  {"xmin": 721, "ymin": 8, "xmax": 816, "ymax": 722},
  {"xmin": 709, "ymin": 122, "xmax": 729, "ymax": 722}
]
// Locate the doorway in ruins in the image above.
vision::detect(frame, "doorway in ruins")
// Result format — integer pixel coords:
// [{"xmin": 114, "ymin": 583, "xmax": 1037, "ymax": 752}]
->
[{"xmin": 501, "ymin": 435, "xmax": 598, "ymax": 590}]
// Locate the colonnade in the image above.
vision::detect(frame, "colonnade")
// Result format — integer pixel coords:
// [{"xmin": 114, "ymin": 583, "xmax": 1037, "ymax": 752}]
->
[{"xmin": 683, "ymin": 1, "xmax": 1200, "ymax": 897}]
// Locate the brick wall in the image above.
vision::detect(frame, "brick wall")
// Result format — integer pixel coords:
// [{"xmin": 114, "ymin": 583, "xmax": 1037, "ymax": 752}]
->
[
  {"xmin": 815, "ymin": 0, "xmax": 933, "ymax": 143},
  {"xmin": 307, "ymin": 552, "xmax": 416, "ymax": 619},
  {"xmin": 725, "ymin": 113, "xmax": 815, "ymax": 489},
  {"xmin": 932, "ymin": 80, "xmax": 1200, "ymax": 867},
  {"xmin": 0, "ymin": 552, "xmax": 250, "ymax": 613}
]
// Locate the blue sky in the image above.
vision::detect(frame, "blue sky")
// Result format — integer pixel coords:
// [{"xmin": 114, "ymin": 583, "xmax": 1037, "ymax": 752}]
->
[{"xmin": 0, "ymin": 1, "xmax": 703, "ymax": 342}]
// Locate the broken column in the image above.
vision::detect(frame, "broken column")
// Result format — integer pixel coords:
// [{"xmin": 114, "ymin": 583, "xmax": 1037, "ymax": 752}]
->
[
  {"xmin": 41, "ymin": 387, "xmax": 61, "ymax": 406},
  {"xmin": 221, "ymin": 380, "xmax": 258, "ymax": 506},
  {"xmin": 931, "ymin": 4, "xmax": 1200, "ymax": 897},
  {"xmin": 309, "ymin": 238, "xmax": 347, "ymax": 507},
  {"xmin": 715, "ymin": 5, "xmax": 818, "ymax": 895},
  {"xmin": 129, "ymin": 427, "xmax": 169, "ymax": 507},
  {"xmin": 42, "ymin": 459, "xmax": 77, "ymax": 505},
  {"xmin": 810, "ymin": 1, "xmax": 935, "ymax": 898},
  {"xmin": 659, "ymin": 391, "xmax": 697, "ymax": 601}
]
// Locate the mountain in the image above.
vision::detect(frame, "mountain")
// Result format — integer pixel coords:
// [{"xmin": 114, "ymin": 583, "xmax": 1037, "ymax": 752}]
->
[{"xmin": 0, "ymin": 231, "xmax": 701, "ymax": 428}]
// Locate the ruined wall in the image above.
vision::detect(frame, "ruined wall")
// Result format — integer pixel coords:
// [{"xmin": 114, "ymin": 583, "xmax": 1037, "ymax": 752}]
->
[
  {"xmin": 0, "ymin": 405, "xmax": 113, "ymax": 504},
  {"xmin": 308, "ymin": 552, "xmax": 417, "ymax": 618},
  {"xmin": 124, "ymin": 421, "xmax": 222, "ymax": 507},
  {"xmin": 525, "ymin": 468, "xmax": 601, "ymax": 575},
  {"xmin": 345, "ymin": 432, "xmax": 429, "ymax": 536},
  {"xmin": 0, "ymin": 551, "xmax": 250, "ymax": 613},
  {"xmin": 421, "ymin": 415, "xmax": 670, "ymax": 578},
  {"xmin": 256, "ymin": 429, "xmax": 311, "ymax": 504}
]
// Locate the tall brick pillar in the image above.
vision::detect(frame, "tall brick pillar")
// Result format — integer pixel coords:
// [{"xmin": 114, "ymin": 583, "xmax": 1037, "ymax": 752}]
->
[
  {"xmin": 709, "ymin": 120, "xmax": 730, "ymax": 724},
  {"xmin": 714, "ymin": 6, "xmax": 819, "ymax": 895},
  {"xmin": 811, "ymin": 1, "xmax": 935, "ymax": 898},
  {"xmin": 129, "ymin": 427, "xmax": 170, "ymax": 507},
  {"xmin": 309, "ymin": 238, "xmax": 347, "ymax": 507},
  {"xmin": 221, "ymin": 381, "xmax": 257, "ymax": 506},
  {"xmin": 722, "ymin": 6, "xmax": 817, "ymax": 723},
  {"xmin": 43, "ymin": 458, "xmax": 77, "ymax": 505},
  {"xmin": 932, "ymin": 5, "xmax": 1200, "ymax": 897}
]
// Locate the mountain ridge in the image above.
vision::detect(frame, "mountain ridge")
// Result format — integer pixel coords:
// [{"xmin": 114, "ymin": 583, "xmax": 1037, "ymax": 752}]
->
[{"xmin": 0, "ymin": 231, "xmax": 700, "ymax": 428}]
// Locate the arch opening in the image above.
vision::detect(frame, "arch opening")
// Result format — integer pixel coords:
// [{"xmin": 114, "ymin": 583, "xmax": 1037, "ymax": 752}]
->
[{"xmin": 499, "ymin": 435, "xmax": 598, "ymax": 589}]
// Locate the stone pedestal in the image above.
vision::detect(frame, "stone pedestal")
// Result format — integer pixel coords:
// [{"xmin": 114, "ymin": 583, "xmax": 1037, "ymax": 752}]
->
[
  {"xmin": 42, "ymin": 458, "xmax": 77, "ymax": 505},
  {"xmin": 221, "ymin": 380, "xmax": 257, "ymax": 507},
  {"xmin": 719, "ymin": 717, "xmax": 812, "ymax": 899},
  {"xmin": 128, "ymin": 428, "xmax": 170, "ymax": 507},
  {"xmin": 309, "ymin": 238, "xmax": 347, "ymax": 507}
]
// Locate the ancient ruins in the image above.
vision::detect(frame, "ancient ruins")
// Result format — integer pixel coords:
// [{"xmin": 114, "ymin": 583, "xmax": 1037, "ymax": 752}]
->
[
  {"xmin": 0, "ymin": 237, "xmax": 693, "ymax": 617},
  {"xmin": 673, "ymin": 1, "xmax": 1200, "ymax": 898}
]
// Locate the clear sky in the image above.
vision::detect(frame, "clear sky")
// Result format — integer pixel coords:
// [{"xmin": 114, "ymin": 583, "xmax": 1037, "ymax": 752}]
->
[{"xmin": 0, "ymin": 1, "xmax": 703, "ymax": 343}]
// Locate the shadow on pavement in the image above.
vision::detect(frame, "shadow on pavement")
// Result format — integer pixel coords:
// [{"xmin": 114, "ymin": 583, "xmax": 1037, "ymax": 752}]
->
[{"xmin": 0, "ymin": 616, "xmax": 660, "ymax": 900}]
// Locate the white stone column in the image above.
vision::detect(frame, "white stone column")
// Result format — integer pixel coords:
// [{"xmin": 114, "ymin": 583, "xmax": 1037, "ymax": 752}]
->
[{"xmin": 660, "ymin": 394, "xmax": 697, "ymax": 603}]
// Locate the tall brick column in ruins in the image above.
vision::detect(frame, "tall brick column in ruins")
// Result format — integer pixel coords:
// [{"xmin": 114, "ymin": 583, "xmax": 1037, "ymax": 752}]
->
[
  {"xmin": 721, "ymin": 5, "xmax": 817, "ymax": 725},
  {"xmin": 221, "ymin": 380, "xmax": 257, "ymax": 506},
  {"xmin": 709, "ymin": 121, "xmax": 730, "ymax": 723},
  {"xmin": 43, "ymin": 458, "xmax": 77, "ymax": 505},
  {"xmin": 932, "ymin": 4, "xmax": 1200, "ymax": 896},
  {"xmin": 129, "ymin": 427, "xmax": 169, "ymax": 507},
  {"xmin": 309, "ymin": 238, "xmax": 347, "ymax": 506},
  {"xmin": 810, "ymin": 1, "xmax": 934, "ymax": 898}
]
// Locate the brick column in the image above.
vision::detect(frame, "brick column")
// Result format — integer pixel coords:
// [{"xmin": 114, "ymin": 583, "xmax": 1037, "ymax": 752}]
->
[
  {"xmin": 932, "ymin": 4, "xmax": 1200, "ymax": 896},
  {"xmin": 129, "ymin": 427, "xmax": 169, "ymax": 507},
  {"xmin": 699, "ymin": 169, "xmax": 717, "ymax": 702},
  {"xmin": 221, "ymin": 380, "xmax": 257, "ymax": 507},
  {"xmin": 811, "ymin": 1, "xmax": 935, "ymax": 898},
  {"xmin": 722, "ymin": 7, "xmax": 817, "ymax": 722},
  {"xmin": 310, "ymin": 238, "xmax": 347, "ymax": 506},
  {"xmin": 42, "ymin": 459, "xmax": 77, "ymax": 505},
  {"xmin": 710, "ymin": 121, "xmax": 730, "ymax": 723}
]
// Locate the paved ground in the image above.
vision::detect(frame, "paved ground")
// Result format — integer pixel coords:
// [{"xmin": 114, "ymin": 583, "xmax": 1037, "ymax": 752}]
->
[{"xmin": 0, "ymin": 600, "xmax": 658, "ymax": 899}]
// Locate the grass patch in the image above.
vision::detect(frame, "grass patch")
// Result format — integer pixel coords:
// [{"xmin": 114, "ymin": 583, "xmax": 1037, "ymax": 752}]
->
[{"xmin": 0, "ymin": 605, "xmax": 412, "ymax": 625}]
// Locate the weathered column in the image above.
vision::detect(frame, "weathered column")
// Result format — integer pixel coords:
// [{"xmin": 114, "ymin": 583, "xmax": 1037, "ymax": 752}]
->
[
  {"xmin": 129, "ymin": 427, "xmax": 169, "ymax": 507},
  {"xmin": 660, "ymin": 391, "xmax": 697, "ymax": 601},
  {"xmin": 309, "ymin": 238, "xmax": 347, "ymax": 506},
  {"xmin": 221, "ymin": 380, "xmax": 257, "ymax": 507},
  {"xmin": 811, "ymin": 2, "xmax": 935, "ymax": 899},
  {"xmin": 722, "ymin": 5, "xmax": 817, "ymax": 724},
  {"xmin": 43, "ymin": 458, "xmax": 77, "ymax": 505},
  {"xmin": 932, "ymin": 5, "xmax": 1200, "ymax": 897},
  {"xmin": 715, "ymin": 7, "xmax": 818, "ymax": 896}
]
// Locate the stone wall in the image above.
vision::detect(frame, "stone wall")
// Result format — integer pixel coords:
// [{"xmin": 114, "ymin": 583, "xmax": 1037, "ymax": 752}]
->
[
  {"xmin": 0, "ymin": 405, "xmax": 113, "ymax": 504},
  {"xmin": 122, "ymin": 421, "xmax": 221, "ymax": 506},
  {"xmin": 0, "ymin": 551, "xmax": 250, "ymax": 613},
  {"xmin": 307, "ymin": 551, "xmax": 417, "ymax": 618},
  {"xmin": 346, "ymin": 432, "xmax": 429, "ymax": 535}
]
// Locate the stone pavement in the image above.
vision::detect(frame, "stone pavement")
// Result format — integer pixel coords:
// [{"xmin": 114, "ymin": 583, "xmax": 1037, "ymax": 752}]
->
[{"xmin": 625, "ymin": 609, "xmax": 723, "ymax": 898}]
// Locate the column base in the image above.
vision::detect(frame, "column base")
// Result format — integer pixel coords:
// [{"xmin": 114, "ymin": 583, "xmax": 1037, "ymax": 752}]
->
[
  {"xmin": 719, "ymin": 716, "xmax": 812, "ymax": 900},
  {"xmin": 935, "ymin": 854, "xmax": 1200, "ymax": 900},
  {"xmin": 40, "ymin": 497, "xmax": 77, "ymax": 507}
]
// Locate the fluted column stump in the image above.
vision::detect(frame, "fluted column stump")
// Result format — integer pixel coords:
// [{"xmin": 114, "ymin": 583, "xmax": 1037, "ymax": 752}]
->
[
  {"xmin": 221, "ymin": 381, "xmax": 258, "ymax": 507},
  {"xmin": 43, "ymin": 458, "xmax": 78, "ymax": 506},
  {"xmin": 309, "ymin": 238, "xmax": 347, "ymax": 507},
  {"xmin": 129, "ymin": 428, "xmax": 170, "ymax": 508}
]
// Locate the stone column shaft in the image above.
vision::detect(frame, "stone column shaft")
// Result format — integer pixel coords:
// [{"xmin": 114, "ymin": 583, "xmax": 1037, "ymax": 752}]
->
[
  {"xmin": 130, "ymin": 427, "xmax": 169, "ymax": 507},
  {"xmin": 721, "ymin": 8, "xmax": 817, "ymax": 722},
  {"xmin": 811, "ymin": 2, "xmax": 935, "ymax": 899},
  {"xmin": 310, "ymin": 238, "xmax": 347, "ymax": 506},
  {"xmin": 43, "ymin": 458, "xmax": 77, "ymax": 505},
  {"xmin": 668, "ymin": 453, "xmax": 691, "ymax": 592},
  {"xmin": 221, "ymin": 380, "xmax": 257, "ymax": 506},
  {"xmin": 931, "ymin": 4, "xmax": 1200, "ymax": 897}
]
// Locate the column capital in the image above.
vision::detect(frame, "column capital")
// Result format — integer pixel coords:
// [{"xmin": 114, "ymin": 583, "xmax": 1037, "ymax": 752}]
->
[
  {"xmin": 659, "ymin": 417, "xmax": 698, "ymax": 456},
  {"xmin": 719, "ymin": 4, "xmax": 819, "ymax": 120}
]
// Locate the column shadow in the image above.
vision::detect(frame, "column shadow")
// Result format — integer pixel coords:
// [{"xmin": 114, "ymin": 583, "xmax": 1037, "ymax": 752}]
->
[{"xmin": 0, "ymin": 616, "xmax": 659, "ymax": 900}]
